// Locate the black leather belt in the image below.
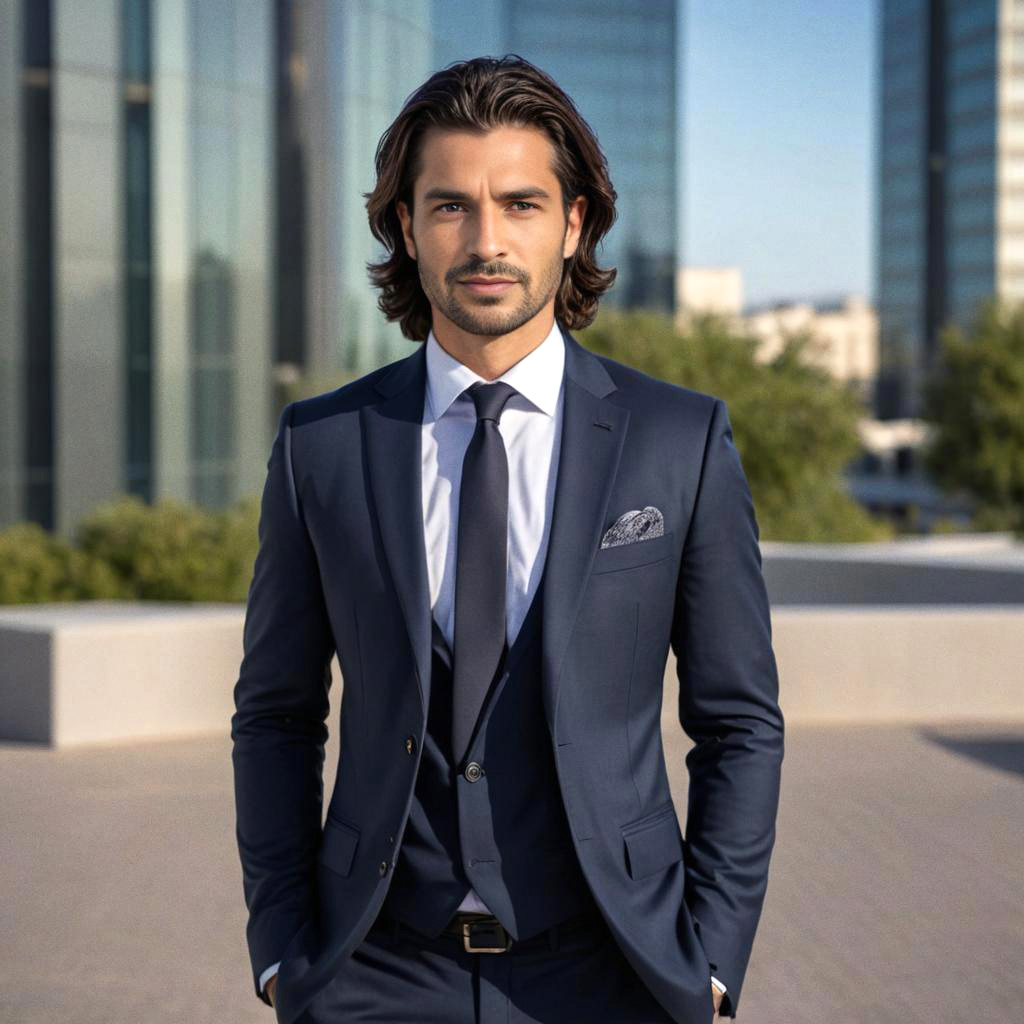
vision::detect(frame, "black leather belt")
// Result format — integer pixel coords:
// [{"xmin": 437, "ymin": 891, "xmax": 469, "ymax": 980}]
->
[{"xmin": 441, "ymin": 907, "xmax": 604, "ymax": 954}]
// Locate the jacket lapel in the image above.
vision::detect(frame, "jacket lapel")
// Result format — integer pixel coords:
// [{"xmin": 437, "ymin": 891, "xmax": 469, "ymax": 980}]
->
[
  {"xmin": 360, "ymin": 328, "xmax": 630, "ymax": 738},
  {"xmin": 540, "ymin": 328, "xmax": 629, "ymax": 740},
  {"xmin": 362, "ymin": 344, "xmax": 435, "ymax": 718}
]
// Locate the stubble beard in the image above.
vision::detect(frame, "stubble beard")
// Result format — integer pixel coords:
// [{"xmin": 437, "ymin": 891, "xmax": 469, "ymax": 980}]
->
[{"xmin": 418, "ymin": 246, "xmax": 565, "ymax": 338}]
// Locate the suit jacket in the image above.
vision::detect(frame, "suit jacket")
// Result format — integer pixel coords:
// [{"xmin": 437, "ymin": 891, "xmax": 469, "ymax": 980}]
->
[{"xmin": 231, "ymin": 325, "xmax": 785, "ymax": 1024}]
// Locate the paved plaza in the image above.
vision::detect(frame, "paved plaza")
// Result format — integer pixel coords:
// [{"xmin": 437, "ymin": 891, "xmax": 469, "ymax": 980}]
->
[{"xmin": 2, "ymin": 716, "xmax": 1022, "ymax": 1023}]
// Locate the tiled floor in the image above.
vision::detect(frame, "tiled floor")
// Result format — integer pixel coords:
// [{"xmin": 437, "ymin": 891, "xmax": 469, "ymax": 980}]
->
[{"xmin": 2, "ymin": 718, "xmax": 1022, "ymax": 1022}]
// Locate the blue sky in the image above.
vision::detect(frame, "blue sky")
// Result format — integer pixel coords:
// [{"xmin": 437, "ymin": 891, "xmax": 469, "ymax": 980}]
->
[{"xmin": 682, "ymin": 0, "xmax": 877, "ymax": 308}]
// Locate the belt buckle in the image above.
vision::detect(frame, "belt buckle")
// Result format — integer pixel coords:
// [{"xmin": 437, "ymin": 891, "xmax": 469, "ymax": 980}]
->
[{"xmin": 462, "ymin": 918, "xmax": 512, "ymax": 953}]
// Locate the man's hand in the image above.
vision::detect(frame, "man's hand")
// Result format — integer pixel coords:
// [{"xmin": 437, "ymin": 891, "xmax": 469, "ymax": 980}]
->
[{"xmin": 266, "ymin": 974, "xmax": 278, "ymax": 1007}]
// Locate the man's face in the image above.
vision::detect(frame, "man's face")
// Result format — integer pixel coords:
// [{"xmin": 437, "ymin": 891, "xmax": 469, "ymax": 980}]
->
[{"xmin": 396, "ymin": 124, "xmax": 586, "ymax": 339}]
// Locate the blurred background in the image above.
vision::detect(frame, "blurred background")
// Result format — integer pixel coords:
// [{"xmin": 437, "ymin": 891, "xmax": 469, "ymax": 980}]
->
[{"xmin": 0, "ymin": 1, "xmax": 1022, "ymax": 1022}]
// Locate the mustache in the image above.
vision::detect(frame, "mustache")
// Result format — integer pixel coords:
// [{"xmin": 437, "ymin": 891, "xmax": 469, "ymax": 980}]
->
[{"xmin": 446, "ymin": 261, "xmax": 528, "ymax": 285}]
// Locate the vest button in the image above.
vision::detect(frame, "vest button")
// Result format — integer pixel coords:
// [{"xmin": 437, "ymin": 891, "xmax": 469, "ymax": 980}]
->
[
  {"xmin": 405, "ymin": 736, "xmax": 415, "ymax": 754},
  {"xmin": 379, "ymin": 860, "xmax": 389, "ymax": 876},
  {"xmin": 464, "ymin": 761, "xmax": 483, "ymax": 782}
]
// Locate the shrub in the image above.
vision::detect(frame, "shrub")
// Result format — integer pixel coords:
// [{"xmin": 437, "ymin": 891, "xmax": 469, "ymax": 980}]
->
[
  {"xmin": 0, "ymin": 522, "xmax": 123, "ymax": 604},
  {"xmin": 72, "ymin": 494, "xmax": 260, "ymax": 602}
]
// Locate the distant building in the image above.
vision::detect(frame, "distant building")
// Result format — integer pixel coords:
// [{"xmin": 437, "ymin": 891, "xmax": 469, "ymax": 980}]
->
[
  {"xmin": 674, "ymin": 267, "xmax": 878, "ymax": 397},
  {"xmin": 675, "ymin": 266, "xmax": 744, "ymax": 320},
  {"xmin": 845, "ymin": 416, "xmax": 975, "ymax": 531},
  {"xmin": 744, "ymin": 294, "xmax": 879, "ymax": 400},
  {"xmin": 876, "ymin": 0, "xmax": 1024, "ymax": 419}
]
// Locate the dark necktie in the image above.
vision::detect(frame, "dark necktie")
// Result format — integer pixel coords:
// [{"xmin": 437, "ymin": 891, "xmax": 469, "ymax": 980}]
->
[{"xmin": 451, "ymin": 380, "xmax": 518, "ymax": 768}]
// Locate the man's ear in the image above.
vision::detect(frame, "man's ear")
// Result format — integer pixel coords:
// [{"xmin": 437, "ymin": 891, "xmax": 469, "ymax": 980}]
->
[
  {"xmin": 396, "ymin": 199, "xmax": 417, "ymax": 260},
  {"xmin": 562, "ymin": 195, "xmax": 587, "ymax": 260}
]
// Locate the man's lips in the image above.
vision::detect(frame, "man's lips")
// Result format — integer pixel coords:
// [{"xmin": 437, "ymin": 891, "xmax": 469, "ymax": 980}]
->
[{"xmin": 459, "ymin": 277, "xmax": 519, "ymax": 295}]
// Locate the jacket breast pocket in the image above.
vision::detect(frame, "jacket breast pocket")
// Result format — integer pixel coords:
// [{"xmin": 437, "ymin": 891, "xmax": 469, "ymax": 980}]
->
[
  {"xmin": 591, "ymin": 530, "xmax": 675, "ymax": 575},
  {"xmin": 620, "ymin": 798, "xmax": 685, "ymax": 880},
  {"xmin": 318, "ymin": 815, "xmax": 361, "ymax": 877}
]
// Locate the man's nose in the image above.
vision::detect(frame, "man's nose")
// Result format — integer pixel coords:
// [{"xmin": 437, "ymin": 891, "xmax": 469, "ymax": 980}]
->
[{"xmin": 465, "ymin": 203, "xmax": 507, "ymax": 263}]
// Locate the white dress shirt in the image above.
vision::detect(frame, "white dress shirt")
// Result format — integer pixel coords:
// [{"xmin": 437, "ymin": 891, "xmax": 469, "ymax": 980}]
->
[
  {"xmin": 260, "ymin": 318, "xmax": 725, "ymax": 999},
  {"xmin": 422, "ymin": 317, "xmax": 566, "ymax": 914}
]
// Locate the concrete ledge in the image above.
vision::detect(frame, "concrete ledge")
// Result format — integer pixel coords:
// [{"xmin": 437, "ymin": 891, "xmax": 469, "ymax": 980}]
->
[
  {"xmin": 0, "ymin": 601, "xmax": 301, "ymax": 747},
  {"xmin": 663, "ymin": 605, "xmax": 1024, "ymax": 727},
  {"xmin": 768, "ymin": 605, "xmax": 1024, "ymax": 724},
  {"xmin": 4, "ymin": 596, "xmax": 1023, "ymax": 748}
]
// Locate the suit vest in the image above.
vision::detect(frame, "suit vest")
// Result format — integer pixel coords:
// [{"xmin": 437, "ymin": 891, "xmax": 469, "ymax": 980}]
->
[{"xmin": 379, "ymin": 571, "xmax": 597, "ymax": 940}]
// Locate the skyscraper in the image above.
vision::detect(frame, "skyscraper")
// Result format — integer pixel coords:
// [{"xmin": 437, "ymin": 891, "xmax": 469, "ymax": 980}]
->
[
  {"xmin": 0, "ymin": 0, "xmax": 275, "ymax": 533},
  {"xmin": 877, "ymin": 0, "xmax": 1024, "ymax": 418},
  {"xmin": 275, "ymin": 0, "xmax": 440, "ymax": 380}
]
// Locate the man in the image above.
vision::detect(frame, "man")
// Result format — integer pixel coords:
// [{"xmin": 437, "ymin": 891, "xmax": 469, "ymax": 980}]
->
[{"xmin": 232, "ymin": 55, "xmax": 784, "ymax": 1024}]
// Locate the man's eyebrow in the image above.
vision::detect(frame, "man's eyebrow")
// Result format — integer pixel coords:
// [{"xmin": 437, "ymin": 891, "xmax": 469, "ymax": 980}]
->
[{"xmin": 422, "ymin": 186, "xmax": 552, "ymax": 202}]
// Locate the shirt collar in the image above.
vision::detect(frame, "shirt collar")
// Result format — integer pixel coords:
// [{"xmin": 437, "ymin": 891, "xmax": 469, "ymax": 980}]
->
[{"xmin": 424, "ymin": 318, "xmax": 565, "ymax": 422}]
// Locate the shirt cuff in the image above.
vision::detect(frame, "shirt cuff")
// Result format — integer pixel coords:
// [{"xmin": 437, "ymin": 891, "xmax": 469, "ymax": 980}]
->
[
  {"xmin": 259, "ymin": 961, "xmax": 281, "ymax": 993},
  {"xmin": 710, "ymin": 974, "xmax": 727, "ymax": 994}
]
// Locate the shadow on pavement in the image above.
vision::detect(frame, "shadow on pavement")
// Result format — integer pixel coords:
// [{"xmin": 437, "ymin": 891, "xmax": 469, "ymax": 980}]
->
[{"xmin": 920, "ymin": 728, "xmax": 1024, "ymax": 779}]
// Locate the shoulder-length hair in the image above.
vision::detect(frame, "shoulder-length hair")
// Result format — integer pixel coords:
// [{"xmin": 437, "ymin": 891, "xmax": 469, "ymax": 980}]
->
[{"xmin": 364, "ymin": 55, "xmax": 618, "ymax": 341}]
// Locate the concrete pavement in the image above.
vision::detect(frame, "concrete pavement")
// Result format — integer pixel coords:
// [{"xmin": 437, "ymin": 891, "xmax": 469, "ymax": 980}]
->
[{"xmin": 2, "ymin": 715, "xmax": 1022, "ymax": 1022}]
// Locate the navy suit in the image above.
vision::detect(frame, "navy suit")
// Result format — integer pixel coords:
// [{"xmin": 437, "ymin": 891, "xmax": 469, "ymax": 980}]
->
[{"xmin": 231, "ymin": 327, "xmax": 784, "ymax": 1023}]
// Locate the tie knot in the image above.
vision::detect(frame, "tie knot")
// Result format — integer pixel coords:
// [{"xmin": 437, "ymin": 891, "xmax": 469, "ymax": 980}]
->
[{"xmin": 466, "ymin": 380, "xmax": 518, "ymax": 424}]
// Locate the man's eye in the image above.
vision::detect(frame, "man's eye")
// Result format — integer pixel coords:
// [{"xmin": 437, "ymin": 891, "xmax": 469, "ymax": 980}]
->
[{"xmin": 434, "ymin": 201, "xmax": 536, "ymax": 213}]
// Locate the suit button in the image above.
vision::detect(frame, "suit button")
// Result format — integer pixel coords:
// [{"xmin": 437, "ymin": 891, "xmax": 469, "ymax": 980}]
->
[
  {"xmin": 388, "ymin": 834, "xmax": 395, "ymax": 844},
  {"xmin": 464, "ymin": 762, "xmax": 483, "ymax": 782},
  {"xmin": 405, "ymin": 736, "xmax": 415, "ymax": 754},
  {"xmin": 379, "ymin": 860, "xmax": 389, "ymax": 876}
]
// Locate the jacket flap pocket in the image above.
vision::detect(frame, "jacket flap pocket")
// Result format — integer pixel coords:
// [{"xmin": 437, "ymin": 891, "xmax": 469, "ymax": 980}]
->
[
  {"xmin": 318, "ymin": 816, "xmax": 360, "ymax": 877},
  {"xmin": 622, "ymin": 810, "xmax": 684, "ymax": 880}
]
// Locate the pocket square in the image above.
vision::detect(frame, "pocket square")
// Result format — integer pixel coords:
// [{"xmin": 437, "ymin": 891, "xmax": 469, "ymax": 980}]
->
[{"xmin": 600, "ymin": 506, "xmax": 665, "ymax": 549}]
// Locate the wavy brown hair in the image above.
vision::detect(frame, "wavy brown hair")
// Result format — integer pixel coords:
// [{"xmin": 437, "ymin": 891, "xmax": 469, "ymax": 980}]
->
[{"xmin": 364, "ymin": 55, "xmax": 618, "ymax": 341}]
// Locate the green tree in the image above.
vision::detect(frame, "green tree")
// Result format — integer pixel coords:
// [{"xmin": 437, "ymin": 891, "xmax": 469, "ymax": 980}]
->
[
  {"xmin": 921, "ymin": 297, "xmax": 1024, "ymax": 536},
  {"xmin": 577, "ymin": 308, "xmax": 891, "ymax": 542}
]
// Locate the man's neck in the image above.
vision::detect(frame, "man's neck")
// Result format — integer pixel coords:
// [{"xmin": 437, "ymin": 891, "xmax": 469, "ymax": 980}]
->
[{"xmin": 432, "ymin": 312, "xmax": 556, "ymax": 381}]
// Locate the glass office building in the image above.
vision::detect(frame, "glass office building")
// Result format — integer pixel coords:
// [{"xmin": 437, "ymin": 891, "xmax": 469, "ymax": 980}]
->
[
  {"xmin": 877, "ymin": 0, "xmax": 1024, "ymax": 418},
  {"xmin": 0, "ymin": 0, "xmax": 274, "ymax": 532},
  {"xmin": 876, "ymin": 0, "xmax": 933, "ymax": 419},
  {"xmin": 275, "ymin": 0, "xmax": 439, "ymax": 378}
]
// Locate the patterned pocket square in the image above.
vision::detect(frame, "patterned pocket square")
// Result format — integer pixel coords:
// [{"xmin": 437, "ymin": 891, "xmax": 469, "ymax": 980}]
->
[{"xmin": 599, "ymin": 506, "xmax": 666, "ymax": 549}]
